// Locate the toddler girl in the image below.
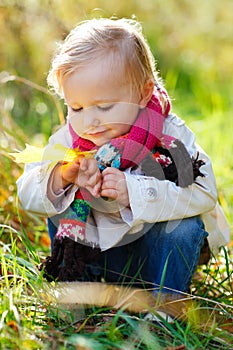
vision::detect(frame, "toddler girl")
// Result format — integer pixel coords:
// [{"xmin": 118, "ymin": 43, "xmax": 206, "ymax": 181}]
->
[{"xmin": 17, "ymin": 18, "xmax": 229, "ymax": 293}]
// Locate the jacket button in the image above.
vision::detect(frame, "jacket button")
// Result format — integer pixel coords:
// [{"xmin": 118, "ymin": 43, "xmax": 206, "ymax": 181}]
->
[{"xmin": 144, "ymin": 187, "xmax": 157, "ymax": 201}]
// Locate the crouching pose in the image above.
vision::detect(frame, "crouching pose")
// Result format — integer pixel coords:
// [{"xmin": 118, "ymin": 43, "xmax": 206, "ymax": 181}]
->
[{"xmin": 17, "ymin": 18, "xmax": 230, "ymax": 294}]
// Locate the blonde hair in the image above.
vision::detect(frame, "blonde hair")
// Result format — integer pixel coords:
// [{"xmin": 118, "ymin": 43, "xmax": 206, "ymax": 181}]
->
[{"xmin": 47, "ymin": 18, "xmax": 162, "ymax": 98}]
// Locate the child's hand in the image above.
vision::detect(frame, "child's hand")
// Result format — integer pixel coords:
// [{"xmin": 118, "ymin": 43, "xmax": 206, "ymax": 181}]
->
[
  {"xmin": 57, "ymin": 156, "xmax": 102, "ymax": 197},
  {"xmin": 101, "ymin": 167, "xmax": 130, "ymax": 207}
]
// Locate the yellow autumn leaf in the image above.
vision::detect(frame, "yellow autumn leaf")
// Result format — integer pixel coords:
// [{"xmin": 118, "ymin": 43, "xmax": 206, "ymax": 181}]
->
[{"xmin": 10, "ymin": 143, "xmax": 96, "ymax": 164}]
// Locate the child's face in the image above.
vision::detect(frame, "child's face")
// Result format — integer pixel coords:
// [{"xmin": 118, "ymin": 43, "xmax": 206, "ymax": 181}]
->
[{"xmin": 62, "ymin": 59, "xmax": 143, "ymax": 146}]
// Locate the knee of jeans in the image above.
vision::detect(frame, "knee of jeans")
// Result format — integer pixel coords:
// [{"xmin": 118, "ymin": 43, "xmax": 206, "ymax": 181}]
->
[{"xmin": 165, "ymin": 216, "xmax": 208, "ymax": 245}]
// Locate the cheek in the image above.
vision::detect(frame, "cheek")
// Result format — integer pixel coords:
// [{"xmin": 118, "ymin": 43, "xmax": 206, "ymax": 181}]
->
[
  {"xmin": 120, "ymin": 105, "xmax": 139, "ymax": 128},
  {"xmin": 114, "ymin": 104, "xmax": 139, "ymax": 123},
  {"xmin": 68, "ymin": 114, "xmax": 83, "ymax": 135},
  {"xmin": 109, "ymin": 108, "xmax": 138, "ymax": 136},
  {"xmin": 119, "ymin": 123, "xmax": 132, "ymax": 135}
]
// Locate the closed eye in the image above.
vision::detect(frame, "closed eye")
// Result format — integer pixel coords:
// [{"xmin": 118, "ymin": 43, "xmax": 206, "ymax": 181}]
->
[
  {"xmin": 97, "ymin": 104, "xmax": 114, "ymax": 112},
  {"xmin": 69, "ymin": 105, "xmax": 113, "ymax": 112},
  {"xmin": 71, "ymin": 107, "xmax": 83, "ymax": 112}
]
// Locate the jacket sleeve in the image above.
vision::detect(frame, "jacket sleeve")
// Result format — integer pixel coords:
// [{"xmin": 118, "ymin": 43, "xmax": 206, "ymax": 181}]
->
[
  {"xmin": 16, "ymin": 124, "xmax": 77, "ymax": 217},
  {"xmin": 121, "ymin": 114, "xmax": 218, "ymax": 227}
]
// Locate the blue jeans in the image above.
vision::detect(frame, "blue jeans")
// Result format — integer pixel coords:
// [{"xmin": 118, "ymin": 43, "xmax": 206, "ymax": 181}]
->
[{"xmin": 47, "ymin": 216, "xmax": 208, "ymax": 293}]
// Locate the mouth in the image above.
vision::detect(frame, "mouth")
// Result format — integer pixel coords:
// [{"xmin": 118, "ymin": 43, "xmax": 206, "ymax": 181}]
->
[{"xmin": 87, "ymin": 128, "xmax": 107, "ymax": 136}]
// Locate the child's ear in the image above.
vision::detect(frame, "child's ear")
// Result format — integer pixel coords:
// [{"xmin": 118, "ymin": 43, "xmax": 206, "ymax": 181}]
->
[{"xmin": 139, "ymin": 79, "xmax": 154, "ymax": 108}]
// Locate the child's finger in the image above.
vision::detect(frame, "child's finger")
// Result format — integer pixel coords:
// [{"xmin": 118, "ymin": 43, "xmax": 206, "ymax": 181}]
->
[
  {"xmin": 100, "ymin": 188, "xmax": 118, "ymax": 200},
  {"xmin": 101, "ymin": 178, "xmax": 117, "ymax": 191},
  {"xmin": 85, "ymin": 179, "xmax": 102, "ymax": 197},
  {"xmin": 86, "ymin": 171, "xmax": 102, "ymax": 188},
  {"xmin": 102, "ymin": 167, "xmax": 120, "ymax": 176},
  {"xmin": 79, "ymin": 157, "xmax": 87, "ymax": 171}
]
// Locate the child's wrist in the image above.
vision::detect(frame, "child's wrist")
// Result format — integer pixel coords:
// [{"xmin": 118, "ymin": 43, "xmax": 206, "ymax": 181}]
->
[
  {"xmin": 61, "ymin": 177, "xmax": 72, "ymax": 189},
  {"xmin": 60, "ymin": 165, "xmax": 73, "ymax": 189},
  {"xmin": 53, "ymin": 163, "xmax": 72, "ymax": 191}
]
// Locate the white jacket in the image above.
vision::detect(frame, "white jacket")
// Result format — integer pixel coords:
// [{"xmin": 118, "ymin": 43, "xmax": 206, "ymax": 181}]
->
[{"xmin": 17, "ymin": 114, "xmax": 230, "ymax": 252}]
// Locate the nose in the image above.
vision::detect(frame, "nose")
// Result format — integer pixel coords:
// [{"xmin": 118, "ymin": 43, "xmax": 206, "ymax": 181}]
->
[{"xmin": 83, "ymin": 108, "xmax": 100, "ymax": 130}]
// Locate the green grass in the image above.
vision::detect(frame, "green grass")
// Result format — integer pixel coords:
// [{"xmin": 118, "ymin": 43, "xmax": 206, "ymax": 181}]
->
[{"xmin": 0, "ymin": 224, "xmax": 233, "ymax": 349}]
